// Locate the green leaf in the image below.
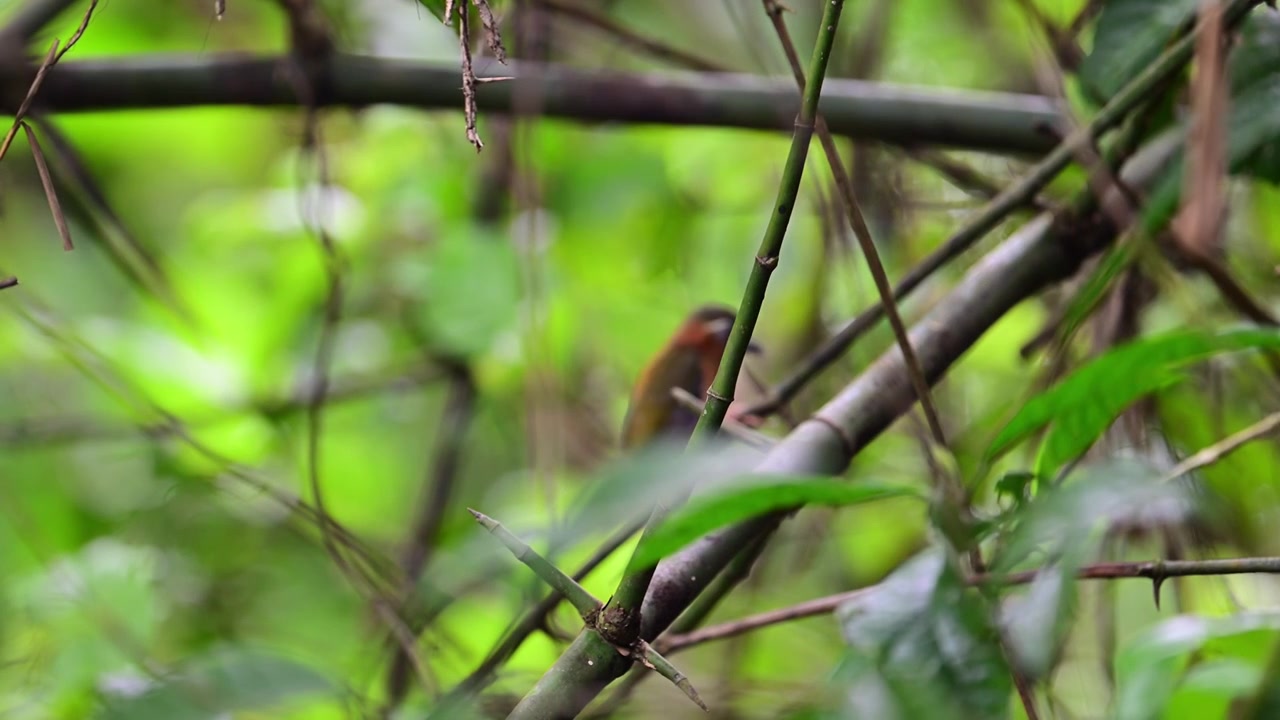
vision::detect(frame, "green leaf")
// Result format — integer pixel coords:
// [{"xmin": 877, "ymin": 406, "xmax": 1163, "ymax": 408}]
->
[
  {"xmin": 1054, "ymin": 238, "xmax": 1146, "ymax": 350},
  {"xmin": 1228, "ymin": 9, "xmax": 1280, "ymax": 95},
  {"xmin": 16, "ymin": 539, "xmax": 165, "ymax": 691},
  {"xmin": 993, "ymin": 457, "xmax": 1191, "ymax": 573},
  {"xmin": 1166, "ymin": 659, "xmax": 1263, "ymax": 720},
  {"xmin": 557, "ymin": 438, "xmax": 764, "ymax": 548},
  {"xmin": 834, "ymin": 552, "xmax": 1013, "ymax": 720},
  {"xmin": 98, "ymin": 646, "xmax": 337, "ymax": 720},
  {"xmin": 1147, "ymin": 79, "xmax": 1280, "ymax": 207},
  {"xmin": 629, "ymin": 479, "xmax": 922, "ymax": 571},
  {"xmin": 1078, "ymin": 0, "xmax": 1198, "ymax": 105},
  {"xmin": 1224, "ymin": 77, "xmax": 1280, "ymax": 184},
  {"xmin": 986, "ymin": 327, "xmax": 1280, "ymax": 476},
  {"xmin": 1142, "ymin": 11, "xmax": 1280, "ymax": 201},
  {"xmin": 1000, "ymin": 533, "xmax": 1094, "ymax": 680},
  {"xmin": 1114, "ymin": 613, "xmax": 1280, "ymax": 720}
]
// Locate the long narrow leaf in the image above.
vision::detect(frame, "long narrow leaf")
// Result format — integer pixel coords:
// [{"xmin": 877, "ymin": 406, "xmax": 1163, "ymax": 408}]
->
[
  {"xmin": 987, "ymin": 327, "xmax": 1280, "ymax": 475},
  {"xmin": 629, "ymin": 479, "xmax": 922, "ymax": 571}
]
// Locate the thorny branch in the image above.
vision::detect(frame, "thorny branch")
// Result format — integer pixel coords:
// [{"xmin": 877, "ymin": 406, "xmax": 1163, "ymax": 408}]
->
[{"xmin": 659, "ymin": 555, "xmax": 1280, "ymax": 654}]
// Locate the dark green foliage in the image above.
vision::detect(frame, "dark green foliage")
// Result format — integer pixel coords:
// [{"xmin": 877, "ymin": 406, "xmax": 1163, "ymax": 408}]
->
[{"xmin": 834, "ymin": 552, "xmax": 1013, "ymax": 720}]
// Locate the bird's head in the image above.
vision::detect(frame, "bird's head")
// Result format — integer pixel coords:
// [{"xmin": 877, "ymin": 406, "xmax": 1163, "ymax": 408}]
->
[{"xmin": 620, "ymin": 304, "xmax": 762, "ymax": 449}]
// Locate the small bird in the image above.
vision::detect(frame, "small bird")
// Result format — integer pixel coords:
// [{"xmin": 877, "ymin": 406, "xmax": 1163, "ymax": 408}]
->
[{"xmin": 620, "ymin": 304, "xmax": 762, "ymax": 449}]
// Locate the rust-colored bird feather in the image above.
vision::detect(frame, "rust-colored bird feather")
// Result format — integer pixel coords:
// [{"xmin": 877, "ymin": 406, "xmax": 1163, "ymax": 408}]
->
[{"xmin": 620, "ymin": 305, "xmax": 759, "ymax": 449}]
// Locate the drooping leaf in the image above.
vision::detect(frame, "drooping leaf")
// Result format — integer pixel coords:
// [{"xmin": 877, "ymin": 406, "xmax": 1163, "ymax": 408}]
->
[
  {"xmin": 993, "ymin": 457, "xmax": 1192, "ymax": 572},
  {"xmin": 999, "ymin": 539, "xmax": 1091, "ymax": 681},
  {"xmin": 555, "ymin": 437, "xmax": 764, "ymax": 550},
  {"xmin": 1078, "ymin": 0, "xmax": 1198, "ymax": 105},
  {"xmin": 991, "ymin": 457, "xmax": 1201, "ymax": 684},
  {"xmin": 98, "ymin": 646, "xmax": 337, "ymax": 720},
  {"xmin": 835, "ymin": 551, "xmax": 1012, "ymax": 720},
  {"xmin": 985, "ymin": 327, "xmax": 1280, "ymax": 476},
  {"xmin": 1114, "ymin": 613, "xmax": 1280, "ymax": 720},
  {"xmin": 629, "ymin": 479, "xmax": 922, "ymax": 571}
]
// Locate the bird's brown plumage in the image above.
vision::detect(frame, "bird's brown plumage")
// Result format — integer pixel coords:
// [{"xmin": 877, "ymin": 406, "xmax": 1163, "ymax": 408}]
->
[{"xmin": 620, "ymin": 305, "xmax": 759, "ymax": 449}]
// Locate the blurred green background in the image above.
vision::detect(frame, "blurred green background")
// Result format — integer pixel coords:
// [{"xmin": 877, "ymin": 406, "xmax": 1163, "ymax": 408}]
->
[{"xmin": 2, "ymin": 0, "xmax": 1280, "ymax": 718}]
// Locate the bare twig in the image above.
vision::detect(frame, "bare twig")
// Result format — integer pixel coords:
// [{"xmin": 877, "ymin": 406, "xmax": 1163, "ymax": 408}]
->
[
  {"xmin": 20, "ymin": 122, "xmax": 71, "ymax": 250},
  {"xmin": 470, "ymin": 0, "xmax": 507, "ymax": 61},
  {"xmin": 0, "ymin": 1, "xmax": 97, "ymax": 256},
  {"xmin": 760, "ymin": 0, "xmax": 954, "ymax": 502},
  {"xmin": 385, "ymin": 363, "xmax": 476, "ymax": 707},
  {"xmin": 275, "ymin": 0, "xmax": 434, "ymax": 698},
  {"xmin": 0, "ymin": 0, "xmax": 99, "ymax": 162},
  {"xmin": 443, "ymin": 1, "xmax": 495, "ymax": 150},
  {"xmin": 50, "ymin": 0, "xmax": 96, "ymax": 63},
  {"xmin": 11, "ymin": 296, "xmax": 396, "ymax": 584},
  {"xmin": 459, "ymin": 5, "xmax": 481, "ymax": 150},
  {"xmin": 398, "ymin": 363, "xmax": 478, "ymax": 588},
  {"xmin": 764, "ymin": 5, "xmax": 993, "ymax": 637},
  {"xmin": 1164, "ymin": 411, "xmax": 1280, "ymax": 481},
  {"xmin": 531, "ymin": 0, "xmax": 726, "ymax": 72},
  {"xmin": 0, "ymin": 42, "xmax": 61, "ymax": 163},
  {"xmin": 0, "ymin": 361, "xmax": 444, "ymax": 447},
  {"xmin": 900, "ymin": 147, "xmax": 1046, "ymax": 207}
]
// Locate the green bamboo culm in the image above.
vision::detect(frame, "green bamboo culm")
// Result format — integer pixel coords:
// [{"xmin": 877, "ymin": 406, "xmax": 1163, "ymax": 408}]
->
[
  {"xmin": 691, "ymin": 0, "xmax": 846, "ymax": 444},
  {"xmin": 601, "ymin": 0, "xmax": 849, "ymax": 646},
  {"xmin": 501, "ymin": 4, "xmax": 849, "ymax": 719}
]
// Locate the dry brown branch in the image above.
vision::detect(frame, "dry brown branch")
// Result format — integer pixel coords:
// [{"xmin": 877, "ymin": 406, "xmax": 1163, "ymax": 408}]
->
[
  {"xmin": 1176, "ymin": 0, "xmax": 1229, "ymax": 260},
  {"xmin": 20, "ymin": 122, "xmax": 71, "ymax": 250}
]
